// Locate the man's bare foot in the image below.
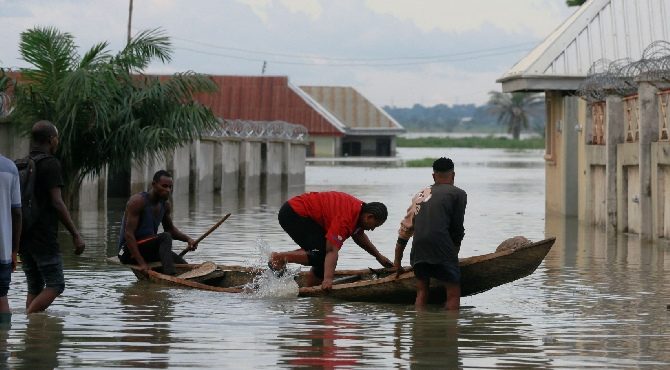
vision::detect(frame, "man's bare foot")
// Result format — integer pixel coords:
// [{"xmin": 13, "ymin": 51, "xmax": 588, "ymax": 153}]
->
[{"xmin": 268, "ymin": 253, "xmax": 287, "ymax": 272}]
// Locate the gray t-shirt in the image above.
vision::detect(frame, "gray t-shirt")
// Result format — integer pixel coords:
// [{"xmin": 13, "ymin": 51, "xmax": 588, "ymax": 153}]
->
[{"xmin": 409, "ymin": 183, "xmax": 467, "ymax": 267}]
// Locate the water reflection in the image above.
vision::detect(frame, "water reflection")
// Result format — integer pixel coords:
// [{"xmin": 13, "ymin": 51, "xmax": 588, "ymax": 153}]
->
[
  {"xmin": 117, "ymin": 282, "xmax": 176, "ymax": 368},
  {"xmin": 13, "ymin": 314, "xmax": 64, "ymax": 370},
  {"xmin": 276, "ymin": 299, "xmax": 364, "ymax": 368},
  {"xmin": 541, "ymin": 216, "xmax": 670, "ymax": 367},
  {"xmin": 0, "ymin": 314, "xmax": 11, "ymax": 365},
  {"xmin": 406, "ymin": 310, "xmax": 460, "ymax": 369}
]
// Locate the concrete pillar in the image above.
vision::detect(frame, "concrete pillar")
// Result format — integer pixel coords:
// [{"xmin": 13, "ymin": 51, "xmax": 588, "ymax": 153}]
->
[
  {"xmin": 637, "ymin": 81, "xmax": 659, "ymax": 240},
  {"xmin": 197, "ymin": 139, "xmax": 215, "ymax": 193},
  {"xmin": 285, "ymin": 141, "xmax": 306, "ymax": 188},
  {"xmin": 605, "ymin": 96, "xmax": 624, "ymax": 232},
  {"xmin": 262, "ymin": 140, "xmax": 283, "ymax": 193},
  {"xmin": 221, "ymin": 139, "xmax": 240, "ymax": 193},
  {"xmin": 651, "ymin": 142, "xmax": 670, "ymax": 239},
  {"xmin": 239, "ymin": 140, "xmax": 261, "ymax": 192},
  {"xmin": 189, "ymin": 139, "xmax": 200, "ymax": 195},
  {"xmin": 170, "ymin": 144, "xmax": 191, "ymax": 195},
  {"xmin": 562, "ymin": 96, "xmax": 580, "ymax": 217}
]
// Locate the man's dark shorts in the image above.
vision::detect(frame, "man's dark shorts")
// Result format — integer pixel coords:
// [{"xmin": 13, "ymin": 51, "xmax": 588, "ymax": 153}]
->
[
  {"xmin": 278, "ymin": 202, "xmax": 327, "ymax": 279},
  {"xmin": 19, "ymin": 251, "xmax": 65, "ymax": 295},
  {"xmin": 414, "ymin": 262, "xmax": 461, "ymax": 283},
  {"xmin": 0, "ymin": 263, "xmax": 12, "ymax": 298}
]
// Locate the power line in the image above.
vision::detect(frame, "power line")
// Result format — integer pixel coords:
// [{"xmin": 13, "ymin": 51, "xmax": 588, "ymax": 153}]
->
[
  {"xmin": 172, "ymin": 36, "xmax": 537, "ymax": 62},
  {"xmin": 173, "ymin": 44, "xmax": 533, "ymax": 67}
]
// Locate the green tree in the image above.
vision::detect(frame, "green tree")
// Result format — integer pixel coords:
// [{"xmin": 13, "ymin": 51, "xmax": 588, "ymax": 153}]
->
[
  {"xmin": 487, "ymin": 91, "xmax": 544, "ymax": 140},
  {"xmin": 566, "ymin": 0, "xmax": 587, "ymax": 6},
  {"xmin": 10, "ymin": 26, "xmax": 218, "ymax": 205}
]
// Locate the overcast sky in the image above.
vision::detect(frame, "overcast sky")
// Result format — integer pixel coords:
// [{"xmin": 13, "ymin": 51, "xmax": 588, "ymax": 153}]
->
[{"xmin": 1, "ymin": 0, "xmax": 575, "ymax": 107}]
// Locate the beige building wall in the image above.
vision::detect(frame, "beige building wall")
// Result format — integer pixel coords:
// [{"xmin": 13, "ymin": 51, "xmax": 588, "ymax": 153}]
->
[
  {"xmin": 545, "ymin": 92, "xmax": 580, "ymax": 217},
  {"xmin": 312, "ymin": 136, "xmax": 338, "ymax": 157}
]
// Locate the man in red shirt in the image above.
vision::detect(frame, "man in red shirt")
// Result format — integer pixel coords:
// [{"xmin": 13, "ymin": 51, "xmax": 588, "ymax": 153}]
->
[{"xmin": 269, "ymin": 191, "xmax": 393, "ymax": 291}]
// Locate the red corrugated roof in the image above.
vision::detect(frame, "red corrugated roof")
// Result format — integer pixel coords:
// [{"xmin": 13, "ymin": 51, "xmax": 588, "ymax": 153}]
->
[{"xmin": 195, "ymin": 75, "xmax": 344, "ymax": 136}]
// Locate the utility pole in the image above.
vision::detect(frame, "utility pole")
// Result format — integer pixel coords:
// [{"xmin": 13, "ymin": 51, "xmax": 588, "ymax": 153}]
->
[
  {"xmin": 127, "ymin": 0, "xmax": 134, "ymax": 45},
  {"xmin": 261, "ymin": 61, "xmax": 267, "ymax": 75}
]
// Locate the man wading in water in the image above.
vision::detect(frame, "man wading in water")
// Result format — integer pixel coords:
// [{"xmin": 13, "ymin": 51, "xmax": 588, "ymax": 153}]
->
[{"xmin": 118, "ymin": 170, "xmax": 198, "ymax": 276}]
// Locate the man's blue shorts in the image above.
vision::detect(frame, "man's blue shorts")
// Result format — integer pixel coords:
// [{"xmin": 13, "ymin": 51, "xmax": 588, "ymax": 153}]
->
[
  {"xmin": 0, "ymin": 263, "xmax": 12, "ymax": 298},
  {"xmin": 414, "ymin": 262, "xmax": 461, "ymax": 283},
  {"xmin": 19, "ymin": 252, "xmax": 65, "ymax": 295}
]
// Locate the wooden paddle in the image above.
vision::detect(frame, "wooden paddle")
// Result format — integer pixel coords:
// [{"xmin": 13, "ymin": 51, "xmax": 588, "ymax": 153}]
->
[{"xmin": 178, "ymin": 213, "xmax": 232, "ymax": 257}]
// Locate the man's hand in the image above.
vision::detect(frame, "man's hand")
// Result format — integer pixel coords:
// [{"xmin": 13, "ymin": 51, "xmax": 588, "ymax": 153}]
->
[
  {"xmin": 187, "ymin": 238, "xmax": 198, "ymax": 251},
  {"xmin": 394, "ymin": 259, "xmax": 404, "ymax": 278},
  {"xmin": 139, "ymin": 262, "xmax": 151, "ymax": 276},
  {"xmin": 73, "ymin": 234, "xmax": 86, "ymax": 255},
  {"xmin": 377, "ymin": 255, "xmax": 393, "ymax": 268},
  {"xmin": 321, "ymin": 278, "xmax": 333, "ymax": 292}
]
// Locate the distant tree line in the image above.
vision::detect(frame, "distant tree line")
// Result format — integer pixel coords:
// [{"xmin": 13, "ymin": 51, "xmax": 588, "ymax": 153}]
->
[{"xmin": 383, "ymin": 93, "xmax": 546, "ymax": 137}]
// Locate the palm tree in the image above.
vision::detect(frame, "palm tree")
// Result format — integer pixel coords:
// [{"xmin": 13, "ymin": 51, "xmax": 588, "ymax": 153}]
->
[
  {"xmin": 10, "ymin": 26, "xmax": 218, "ymax": 206},
  {"xmin": 487, "ymin": 91, "xmax": 543, "ymax": 140},
  {"xmin": 566, "ymin": 0, "xmax": 587, "ymax": 6}
]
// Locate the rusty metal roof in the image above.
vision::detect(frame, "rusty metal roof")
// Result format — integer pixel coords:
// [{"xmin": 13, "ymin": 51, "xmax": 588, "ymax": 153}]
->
[
  {"xmin": 194, "ymin": 75, "xmax": 345, "ymax": 136},
  {"xmin": 300, "ymin": 86, "xmax": 405, "ymax": 135}
]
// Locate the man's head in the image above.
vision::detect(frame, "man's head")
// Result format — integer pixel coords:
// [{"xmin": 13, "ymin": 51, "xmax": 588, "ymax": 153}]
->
[
  {"xmin": 31, "ymin": 120, "xmax": 59, "ymax": 154},
  {"xmin": 358, "ymin": 202, "xmax": 388, "ymax": 231},
  {"xmin": 151, "ymin": 170, "xmax": 174, "ymax": 200},
  {"xmin": 432, "ymin": 157, "xmax": 455, "ymax": 185}
]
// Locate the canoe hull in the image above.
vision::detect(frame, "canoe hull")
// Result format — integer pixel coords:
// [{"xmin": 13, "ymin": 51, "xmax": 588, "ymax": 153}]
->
[
  {"xmin": 110, "ymin": 237, "xmax": 555, "ymax": 304},
  {"xmin": 299, "ymin": 237, "xmax": 555, "ymax": 304}
]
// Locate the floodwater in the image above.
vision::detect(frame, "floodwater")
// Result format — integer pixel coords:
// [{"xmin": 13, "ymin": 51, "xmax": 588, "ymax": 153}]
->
[{"xmin": 2, "ymin": 147, "xmax": 669, "ymax": 369}]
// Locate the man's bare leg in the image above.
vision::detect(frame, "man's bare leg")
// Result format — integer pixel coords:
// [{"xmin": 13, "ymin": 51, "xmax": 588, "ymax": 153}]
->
[
  {"xmin": 0, "ymin": 297, "xmax": 9, "ymax": 313},
  {"xmin": 415, "ymin": 277, "xmax": 430, "ymax": 309},
  {"xmin": 26, "ymin": 289, "xmax": 60, "ymax": 314},
  {"xmin": 269, "ymin": 249, "xmax": 309, "ymax": 270},
  {"xmin": 444, "ymin": 282, "xmax": 461, "ymax": 311}
]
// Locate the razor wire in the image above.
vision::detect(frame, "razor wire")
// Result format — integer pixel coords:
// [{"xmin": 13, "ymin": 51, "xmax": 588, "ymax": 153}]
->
[
  {"xmin": 576, "ymin": 58, "xmax": 612, "ymax": 102},
  {"xmin": 577, "ymin": 41, "xmax": 670, "ymax": 102},
  {"xmin": 207, "ymin": 119, "xmax": 308, "ymax": 141}
]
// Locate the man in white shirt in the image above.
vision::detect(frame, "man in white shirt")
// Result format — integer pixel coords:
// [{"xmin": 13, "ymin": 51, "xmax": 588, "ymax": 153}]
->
[{"xmin": 0, "ymin": 154, "xmax": 22, "ymax": 314}]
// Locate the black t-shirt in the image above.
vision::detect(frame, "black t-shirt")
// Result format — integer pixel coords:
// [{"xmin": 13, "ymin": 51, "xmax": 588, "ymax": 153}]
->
[
  {"xmin": 19, "ymin": 150, "xmax": 64, "ymax": 254},
  {"xmin": 410, "ymin": 183, "xmax": 467, "ymax": 267}
]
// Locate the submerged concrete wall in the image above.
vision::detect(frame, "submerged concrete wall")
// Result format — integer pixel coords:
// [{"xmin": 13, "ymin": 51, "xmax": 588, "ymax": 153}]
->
[
  {"xmin": 129, "ymin": 136, "xmax": 306, "ymax": 196},
  {"xmin": 576, "ymin": 80, "xmax": 670, "ymax": 241}
]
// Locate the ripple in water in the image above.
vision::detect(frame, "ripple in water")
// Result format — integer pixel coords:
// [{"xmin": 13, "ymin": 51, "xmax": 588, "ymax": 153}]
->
[{"xmin": 241, "ymin": 238, "xmax": 299, "ymax": 298}]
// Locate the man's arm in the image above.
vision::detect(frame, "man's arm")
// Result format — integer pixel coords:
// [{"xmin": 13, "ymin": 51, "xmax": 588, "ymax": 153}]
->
[
  {"xmin": 49, "ymin": 187, "xmax": 85, "ymax": 255},
  {"xmin": 394, "ymin": 189, "xmax": 428, "ymax": 275},
  {"xmin": 321, "ymin": 240, "xmax": 340, "ymax": 292},
  {"xmin": 161, "ymin": 202, "xmax": 196, "ymax": 250},
  {"xmin": 11, "ymin": 208, "xmax": 21, "ymax": 270},
  {"xmin": 352, "ymin": 232, "xmax": 393, "ymax": 268},
  {"xmin": 123, "ymin": 195, "xmax": 149, "ymax": 271}
]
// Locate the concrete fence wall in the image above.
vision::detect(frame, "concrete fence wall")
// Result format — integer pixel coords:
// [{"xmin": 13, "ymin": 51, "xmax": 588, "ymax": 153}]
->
[{"xmin": 580, "ymin": 81, "xmax": 670, "ymax": 241}]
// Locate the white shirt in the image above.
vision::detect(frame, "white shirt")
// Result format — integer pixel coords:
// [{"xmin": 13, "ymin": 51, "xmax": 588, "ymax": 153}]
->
[{"xmin": 0, "ymin": 154, "xmax": 21, "ymax": 264}]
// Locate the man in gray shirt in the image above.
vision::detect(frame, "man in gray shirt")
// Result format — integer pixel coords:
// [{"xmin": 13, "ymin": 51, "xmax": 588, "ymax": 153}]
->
[{"xmin": 394, "ymin": 157, "xmax": 467, "ymax": 310}]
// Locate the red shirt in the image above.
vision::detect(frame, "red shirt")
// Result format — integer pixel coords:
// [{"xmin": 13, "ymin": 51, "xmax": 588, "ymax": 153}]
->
[{"xmin": 288, "ymin": 191, "xmax": 363, "ymax": 248}]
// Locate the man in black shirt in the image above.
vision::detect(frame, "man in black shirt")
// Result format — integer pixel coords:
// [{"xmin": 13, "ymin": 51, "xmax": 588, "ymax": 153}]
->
[
  {"xmin": 394, "ymin": 157, "xmax": 467, "ymax": 310},
  {"xmin": 19, "ymin": 120, "xmax": 85, "ymax": 313}
]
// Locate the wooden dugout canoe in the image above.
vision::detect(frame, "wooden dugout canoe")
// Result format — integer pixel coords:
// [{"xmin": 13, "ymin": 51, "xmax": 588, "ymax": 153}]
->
[{"xmin": 108, "ymin": 237, "xmax": 555, "ymax": 304}]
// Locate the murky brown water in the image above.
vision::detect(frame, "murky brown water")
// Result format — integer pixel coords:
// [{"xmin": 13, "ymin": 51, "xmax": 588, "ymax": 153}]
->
[{"xmin": 2, "ymin": 147, "xmax": 669, "ymax": 369}]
